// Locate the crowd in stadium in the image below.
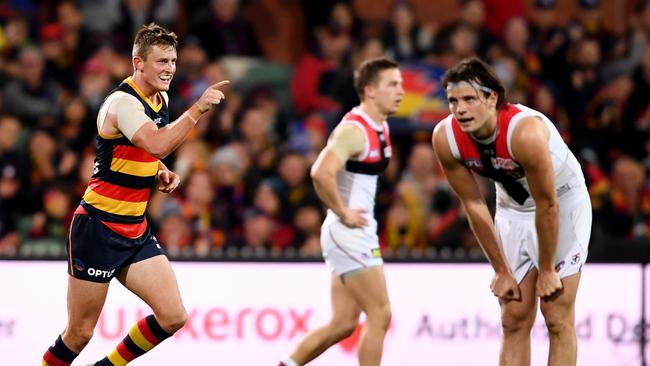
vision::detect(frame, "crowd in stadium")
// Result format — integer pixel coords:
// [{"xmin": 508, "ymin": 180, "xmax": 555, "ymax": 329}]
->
[{"xmin": 0, "ymin": 0, "xmax": 648, "ymax": 260}]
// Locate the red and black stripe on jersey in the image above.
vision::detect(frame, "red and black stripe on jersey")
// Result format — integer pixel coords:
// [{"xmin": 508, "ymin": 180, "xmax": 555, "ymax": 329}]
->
[
  {"xmin": 80, "ymin": 79, "xmax": 169, "ymax": 225},
  {"xmin": 450, "ymin": 104, "xmax": 529, "ymax": 204},
  {"xmin": 343, "ymin": 112, "xmax": 392, "ymax": 176}
]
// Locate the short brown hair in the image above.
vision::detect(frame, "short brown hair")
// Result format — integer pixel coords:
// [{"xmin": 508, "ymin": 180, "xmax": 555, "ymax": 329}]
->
[
  {"xmin": 133, "ymin": 23, "xmax": 178, "ymax": 60},
  {"xmin": 354, "ymin": 57, "xmax": 400, "ymax": 100}
]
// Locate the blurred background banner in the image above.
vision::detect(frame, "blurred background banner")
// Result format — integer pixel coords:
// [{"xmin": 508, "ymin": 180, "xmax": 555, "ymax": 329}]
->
[
  {"xmin": 394, "ymin": 63, "xmax": 449, "ymax": 125},
  {"xmin": 0, "ymin": 261, "xmax": 643, "ymax": 365}
]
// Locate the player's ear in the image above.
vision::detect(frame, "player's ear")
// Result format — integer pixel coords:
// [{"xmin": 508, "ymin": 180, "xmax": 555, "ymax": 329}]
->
[
  {"xmin": 364, "ymin": 84, "xmax": 375, "ymax": 100},
  {"xmin": 488, "ymin": 92, "xmax": 498, "ymax": 109},
  {"xmin": 133, "ymin": 56, "xmax": 143, "ymax": 72}
]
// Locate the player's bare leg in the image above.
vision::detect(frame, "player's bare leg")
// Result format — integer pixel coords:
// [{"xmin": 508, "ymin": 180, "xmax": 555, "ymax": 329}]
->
[
  {"xmin": 62, "ymin": 276, "xmax": 110, "ymax": 352},
  {"xmin": 499, "ymin": 269, "xmax": 538, "ymax": 366},
  {"xmin": 343, "ymin": 266, "xmax": 391, "ymax": 366},
  {"xmin": 289, "ymin": 272, "xmax": 362, "ymax": 365},
  {"xmin": 540, "ymin": 272, "xmax": 581, "ymax": 366},
  {"xmin": 89, "ymin": 255, "xmax": 187, "ymax": 366},
  {"xmin": 116, "ymin": 255, "xmax": 187, "ymax": 333}
]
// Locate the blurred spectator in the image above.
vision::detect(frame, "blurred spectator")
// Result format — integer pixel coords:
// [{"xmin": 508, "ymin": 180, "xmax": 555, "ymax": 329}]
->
[
  {"xmin": 461, "ymin": 0, "xmax": 496, "ymax": 57},
  {"xmin": 528, "ymin": 83, "xmax": 568, "ymax": 134},
  {"xmin": 0, "ymin": 17, "xmax": 30, "ymax": 73},
  {"xmin": 568, "ymin": 0, "xmax": 608, "ymax": 42},
  {"xmin": 352, "ymin": 37, "xmax": 386, "ymax": 69},
  {"xmin": 244, "ymin": 86, "xmax": 288, "ymax": 143},
  {"xmin": 400, "ymin": 142, "xmax": 439, "ymax": 216},
  {"xmin": 74, "ymin": 150, "xmax": 95, "ymax": 203},
  {"xmin": 275, "ymin": 150, "xmax": 320, "ymax": 223},
  {"xmin": 528, "ymin": 0, "xmax": 570, "ymax": 85},
  {"xmin": 299, "ymin": 0, "xmax": 343, "ymax": 35},
  {"xmin": 156, "ymin": 200, "xmax": 192, "ymax": 257},
  {"xmin": 380, "ymin": 1, "xmax": 433, "ymax": 62},
  {"xmin": 91, "ymin": 43, "xmax": 132, "ymax": 83},
  {"xmin": 622, "ymin": 46, "xmax": 650, "ymax": 158},
  {"xmin": 288, "ymin": 112, "xmax": 329, "ymax": 165},
  {"xmin": 0, "ymin": 115, "xmax": 26, "ymax": 254},
  {"xmin": 382, "ymin": 180, "xmax": 427, "ymax": 252},
  {"xmin": 199, "ymin": 62, "xmax": 238, "ymax": 146},
  {"xmin": 329, "ymin": 1, "xmax": 363, "ymax": 40},
  {"xmin": 481, "ymin": 0, "xmax": 524, "ymax": 39},
  {"xmin": 111, "ymin": 0, "xmax": 178, "ymax": 53},
  {"xmin": 40, "ymin": 23, "xmax": 77, "ymax": 92},
  {"xmin": 59, "ymin": 97, "xmax": 93, "ymax": 154},
  {"xmin": 292, "ymin": 203, "xmax": 322, "ymax": 253},
  {"xmin": 500, "ymin": 16, "xmax": 540, "ymax": 80},
  {"xmin": 27, "ymin": 128, "xmax": 76, "ymax": 191},
  {"xmin": 638, "ymin": 0, "xmax": 650, "ymax": 38},
  {"xmin": 599, "ymin": 156, "xmax": 650, "ymax": 238},
  {"xmin": 56, "ymin": 1, "xmax": 94, "ymax": 67},
  {"xmin": 600, "ymin": 28, "xmax": 647, "ymax": 86},
  {"xmin": 291, "ymin": 20, "xmax": 354, "ymax": 120},
  {"xmin": 430, "ymin": 23, "xmax": 478, "ymax": 69},
  {"xmin": 3, "ymin": 46, "xmax": 62, "ymax": 128},
  {"xmin": 490, "ymin": 53, "xmax": 526, "ymax": 103},
  {"xmin": 580, "ymin": 148, "xmax": 609, "ymax": 211},
  {"xmin": 237, "ymin": 105, "xmax": 275, "ymax": 154},
  {"xmin": 172, "ymin": 139, "xmax": 211, "ymax": 182},
  {"xmin": 208, "ymin": 144, "xmax": 247, "ymax": 239},
  {"xmin": 171, "ymin": 36, "xmax": 211, "ymax": 114},
  {"xmin": 436, "ymin": 0, "xmax": 495, "ymax": 59},
  {"xmin": 251, "ymin": 179, "xmax": 296, "ymax": 249},
  {"xmin": 188, "ymin": 0, "xmax": 260, "ymax": 60},
  {"xmin": 563, "ymin": 37, "xmax": 603, "ymax": 125},
  {"xmin": 19, "ymin": 185, "xmax": 72, "ymax": 253},
  {"xmin": 238, "ymin": 206, "xmax": 274, "ymax": 250},
  {"xmin": 77, "ymin": 0, "xmax": 122, "ymax": 35},
  {"xmin": 574, "ymin": 74, "xmax": 633, "ymax": 172},
  {"xmin": 79, "ymin": 57, "xmax": 113, "ymax": 112},
  {"xmin": 179, "ymin": 168, "xmax": 230, "ymax": 255}
]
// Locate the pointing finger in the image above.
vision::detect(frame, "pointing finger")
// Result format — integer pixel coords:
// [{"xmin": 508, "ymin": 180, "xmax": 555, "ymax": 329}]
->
[{"xmin": 211, "ymin": 80, "xmax": 230, "ymax": 89}]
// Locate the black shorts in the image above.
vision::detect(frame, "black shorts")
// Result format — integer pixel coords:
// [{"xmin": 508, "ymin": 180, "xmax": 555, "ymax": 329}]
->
[{"xmin": 66, "ymin": 214, "xmax": 164, "ymax": 283}]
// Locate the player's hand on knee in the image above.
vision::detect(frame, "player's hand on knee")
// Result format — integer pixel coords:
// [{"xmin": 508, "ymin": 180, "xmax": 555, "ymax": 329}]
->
[
  {"xmin": 490, "ymin": 272, "xmax": 521, "ymax": 301},
  {"xmin": 195, "ymin": 80, "xmax": 230, "ymax": 113},
  {"xmin": 340, "ymin": 207, "xmax": 368, "ymax": 228},
  {"xmin": 536, "ymin": 270, "xmax": 563, "ymax": 298}
]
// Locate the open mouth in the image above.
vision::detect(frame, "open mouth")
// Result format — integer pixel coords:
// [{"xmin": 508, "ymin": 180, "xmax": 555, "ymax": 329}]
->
[{"xmin": 458, "ymin": 117, "xmax": 473, "ymax": 123}]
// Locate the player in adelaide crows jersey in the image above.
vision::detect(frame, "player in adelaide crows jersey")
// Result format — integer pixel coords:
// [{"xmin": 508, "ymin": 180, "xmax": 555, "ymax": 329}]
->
[
  {"xmin": 432, "ymin": 57, "xmax": 591, "ymax": 366},
  {"xmin": 280, "ymin": 58, "xmax": 403, "ymax": 366},
  {"xmin": 42, "ymin": 23, "xmax": 229, "ymax": 366}
]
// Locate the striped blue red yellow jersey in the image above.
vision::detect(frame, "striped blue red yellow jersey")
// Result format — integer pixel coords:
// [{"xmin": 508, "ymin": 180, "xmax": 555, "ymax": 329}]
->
[{"xmin": 80, "ymin": 77, "xmax": 169, "ymax": 237}]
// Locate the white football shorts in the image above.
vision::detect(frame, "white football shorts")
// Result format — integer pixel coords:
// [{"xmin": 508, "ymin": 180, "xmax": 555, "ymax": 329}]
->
[
  {"xmin": 320, "ymin": 217, "xmax": 383, "ymax": 276},
  {"xmin": 495, "ymin": 187, "xmax": 592, "ymax": 283}
]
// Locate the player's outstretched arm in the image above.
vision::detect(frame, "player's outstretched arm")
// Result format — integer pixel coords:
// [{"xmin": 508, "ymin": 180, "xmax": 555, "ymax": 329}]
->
[{"xmin": 130, "ymin": 80, "xmax": 230, "ymax": 159}]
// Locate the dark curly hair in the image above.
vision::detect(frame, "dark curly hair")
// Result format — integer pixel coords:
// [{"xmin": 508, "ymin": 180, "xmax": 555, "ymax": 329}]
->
[{"xmin": 441, "ymin": 57, "xmax": 508, "ymax": 110}]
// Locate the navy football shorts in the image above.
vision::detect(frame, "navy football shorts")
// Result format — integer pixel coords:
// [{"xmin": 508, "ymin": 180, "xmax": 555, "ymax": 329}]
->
[{"xmin": 66, "ymin": 213, "xmax": 164, "ymax": 283}]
